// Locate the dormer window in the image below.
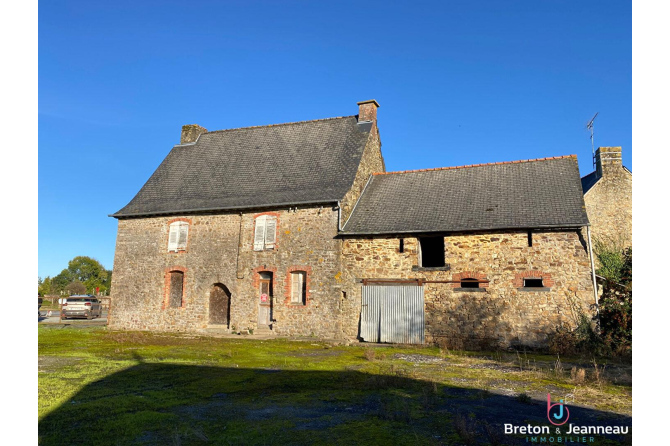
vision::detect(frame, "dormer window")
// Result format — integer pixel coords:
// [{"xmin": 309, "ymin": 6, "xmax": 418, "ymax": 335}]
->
[
  {"xmin": 168, "ymin": 221, "xmax": 189, "ymax": 252},
  {"xmin": 254, "ymin": 214, "xmax": 277, "ymax": 251}
]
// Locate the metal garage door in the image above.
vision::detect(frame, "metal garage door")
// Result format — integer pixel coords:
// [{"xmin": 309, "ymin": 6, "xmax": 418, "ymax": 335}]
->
[{"xmin": 360, "ymin": 285, "xmax": 425, "ymax": 344}]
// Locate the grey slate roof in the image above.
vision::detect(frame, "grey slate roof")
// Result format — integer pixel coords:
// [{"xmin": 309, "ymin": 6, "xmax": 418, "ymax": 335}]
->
[
  {"xmin": 112, "ymin": 116, "xmax": 372, "ymax": 217},
  {"xmin": 342, "ymin": 156, "xmax": 589, "ymax": 235},
  {"xmin": 581, "ymin": 171, "xmax": 599, "ymax": 194}
]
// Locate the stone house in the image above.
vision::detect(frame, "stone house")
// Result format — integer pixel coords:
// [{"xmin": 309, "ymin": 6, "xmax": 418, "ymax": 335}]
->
[
  {"xmin": 581, "ymin": 147, "xmax": 632, "ymax": 248},
  {"xmin": 109, "ymin": 100, "xmax": 597, "ymax": 348}
]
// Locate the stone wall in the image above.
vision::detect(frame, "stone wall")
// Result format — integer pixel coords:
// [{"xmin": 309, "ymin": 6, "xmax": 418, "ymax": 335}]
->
[
  {"xmin": 109, "ymin": 206, "xmax": 344, "ymax": 338},
  {"xmin": 340, "ymin": 230, "xmax": 596, "ymax": 349},
  {"xmin": 583, "ymin": 148, "xmax": 632, "ymax": 247}
]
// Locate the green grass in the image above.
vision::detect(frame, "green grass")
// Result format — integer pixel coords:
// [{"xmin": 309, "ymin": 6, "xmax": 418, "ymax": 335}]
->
[{"xmin": 38, "ymin": 326, "xmax": 631, "ymax": 445}]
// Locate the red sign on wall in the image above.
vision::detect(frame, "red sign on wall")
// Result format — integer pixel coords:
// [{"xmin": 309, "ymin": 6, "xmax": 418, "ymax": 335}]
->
[{"xmin": 260, "ymin": 293, "xmax": 268, "ymax": 302}]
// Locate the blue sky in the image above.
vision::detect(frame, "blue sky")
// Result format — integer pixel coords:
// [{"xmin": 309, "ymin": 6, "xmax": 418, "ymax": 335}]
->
[{"xmin": 38, "ymin": 0, "xmax": 631, "ymax": 278}]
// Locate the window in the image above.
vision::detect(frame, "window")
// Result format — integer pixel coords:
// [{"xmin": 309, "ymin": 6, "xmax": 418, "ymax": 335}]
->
[
  {"xmin": 290, "ymin": 271, "xmax": 307, "ymax": 305},
  {"xmin": 399, "ymin": 238, "xmax": 405, "ymax": 253},
  {"xmin": 460, "ymin": 278, "xmax": 480, "ymax": 288},
  {"xmin": 254, "ymin": 215, "xmax": 277, "ymax": 251},
  {"xmin": 168, "ymin": 271, "xmax": 184, "ymax": 308},
  {"xmin": 523, "ymin": 278, "xmax": 544, "ymax": 288},
  {"xmin": 419, "ymin": 236, "xmax": 445, "ymax": 267},
  {"xmin": 168, "ymin": 221, "xmax": 189, "ymax": 252}
]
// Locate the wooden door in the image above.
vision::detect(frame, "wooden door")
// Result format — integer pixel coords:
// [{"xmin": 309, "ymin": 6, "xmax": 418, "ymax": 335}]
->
[
  {"xmin": 209, "ymin": 284, "xmax": 230, "ymax": 326},
  {"xmin": 258, "ymin": 277, "xmax": 273, "ymax": 327}
]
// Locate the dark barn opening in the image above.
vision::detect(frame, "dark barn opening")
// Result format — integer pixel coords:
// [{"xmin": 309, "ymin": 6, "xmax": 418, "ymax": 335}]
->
[
  {"xmin": 419, "ymin": 236, "xmax": 445, "ymax": 267},
  {"xmin": 523, "ymin": 278, "xmax": 544, "ymax": 288}
]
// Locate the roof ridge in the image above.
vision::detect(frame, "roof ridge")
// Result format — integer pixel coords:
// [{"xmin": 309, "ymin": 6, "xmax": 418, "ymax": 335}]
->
[
  {"xmin": 372, "ymin": 155, "xmax": 577, "ymax": 176},
  {"xmin": 204, "ymin": 115, "xmax": 357, "ymax": 135}
]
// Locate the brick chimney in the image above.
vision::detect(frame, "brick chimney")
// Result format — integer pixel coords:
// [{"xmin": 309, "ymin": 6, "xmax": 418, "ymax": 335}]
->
[
  {"xmin": 357, "ymin": 100, "xmax": 380, "ymax": 124},
  {"xmin": 180, "ymin": 124, "xmax": 208, "ymax": 144},
  {"xmin": 595, "ymin": 146, "xmax": 622, "ymax": 178}
]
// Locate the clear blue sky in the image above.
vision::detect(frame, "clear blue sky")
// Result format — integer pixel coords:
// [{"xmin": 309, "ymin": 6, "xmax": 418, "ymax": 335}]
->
[{"xmin": 38, "ymin": 0, "xmax": 631, "ymax": 278}]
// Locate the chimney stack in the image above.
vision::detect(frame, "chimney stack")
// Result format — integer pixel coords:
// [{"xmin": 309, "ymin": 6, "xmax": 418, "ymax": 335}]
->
[
  {"xmin": 357, "ymin": 100, "xmax": 380, "ymax": 124},
  {"xmin": 180, "ymin": 124, "xmax": 208, "ymax": 144},
  {"xmin": 595, "ymin": 146, "xmax": 622, "ymax": 178}
]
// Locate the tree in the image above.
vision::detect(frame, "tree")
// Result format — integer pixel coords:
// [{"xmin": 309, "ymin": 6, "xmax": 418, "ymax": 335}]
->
[
  {"xmin": 65, "ymin": 280, "xmax": 87, "ymax": 295},
  {"xmin": 47, "ymin": 256, "xmax": 112, "ymax": 295},
  {"xmin": 63, "ymin": 256, "xmax": 112, "ymax": 294}
]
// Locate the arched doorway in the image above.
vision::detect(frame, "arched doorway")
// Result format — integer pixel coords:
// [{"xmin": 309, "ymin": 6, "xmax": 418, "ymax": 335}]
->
[{"xmin": 209, "ymin": 284, "xmax": 231, "ymax": 326}]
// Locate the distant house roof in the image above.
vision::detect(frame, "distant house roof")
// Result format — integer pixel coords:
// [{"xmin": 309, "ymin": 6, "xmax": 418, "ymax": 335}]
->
[
  {"xmin": 112, "ymin": 116, "xmax": 373, "ymax": 218},
  {"xmin": 341, "ymin": 156, "xmax": 590, "ymax": 235}
]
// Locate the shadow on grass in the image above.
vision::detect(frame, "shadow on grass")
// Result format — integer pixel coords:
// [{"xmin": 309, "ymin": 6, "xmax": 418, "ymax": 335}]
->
[{"xmin": 39, "ymin": 360, "xmax": 631, "ymax": 446}]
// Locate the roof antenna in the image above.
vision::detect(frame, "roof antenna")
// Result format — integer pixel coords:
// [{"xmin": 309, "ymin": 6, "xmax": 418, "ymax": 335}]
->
[{"xmin": 586, "ymin": 112, "xmax": 599, "ymax": 170}]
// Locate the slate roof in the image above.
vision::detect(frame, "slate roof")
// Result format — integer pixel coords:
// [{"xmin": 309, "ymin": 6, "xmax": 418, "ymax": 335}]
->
[
  {"xmin": 112, "ymin": 116, "xmax": 373, "ymax": 217},
  {"xmin": 581, "ymin": 171, "xmax": 599, "ymax": 194},
  {"xmin": 341, "ymin": 156, "xmax": 590, "ymax": 235}
]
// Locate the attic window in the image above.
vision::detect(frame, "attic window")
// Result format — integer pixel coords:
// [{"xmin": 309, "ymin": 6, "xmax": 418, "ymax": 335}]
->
[
  {"xmin": 523, "ymin": 278, "xmax": 544, "ymax": 288},
  {"xmin": 419, "ymin": 237, "xmax": 445, "ymax": 268},
  {"xmin": 168, "ymin": 221, "xmax": 189, "ymax": 252},
  {"xmin": 253, "ymin": 215, "xmax": 277, "ymax": 251}
]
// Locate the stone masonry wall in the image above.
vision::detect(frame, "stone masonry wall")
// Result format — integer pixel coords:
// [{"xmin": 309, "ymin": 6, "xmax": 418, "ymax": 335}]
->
[
  {"xmin": 110, "ymin": 206, "xmax": 344, "ymax": 338},
  {"xmin": 340, "ymin": 230, "xmax": 596, "ymax": 349},
  {"xmin": 583, "ymin": 168, "xmax": 632, "ymax": 248}
]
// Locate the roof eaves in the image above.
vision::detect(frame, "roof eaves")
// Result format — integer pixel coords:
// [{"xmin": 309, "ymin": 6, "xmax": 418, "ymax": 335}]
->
[
  {"xmin": 110, "ymin": 199, "xmax": 340, "ymax": 219},
  {"xmin": 339, "ymin": 223, "xmax": 590, "ymax": 236}
]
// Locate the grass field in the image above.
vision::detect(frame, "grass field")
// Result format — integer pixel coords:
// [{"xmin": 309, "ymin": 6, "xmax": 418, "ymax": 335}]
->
[{"xmin": 38, "ymin": 326, "xmax": 631, "ymax": 445}]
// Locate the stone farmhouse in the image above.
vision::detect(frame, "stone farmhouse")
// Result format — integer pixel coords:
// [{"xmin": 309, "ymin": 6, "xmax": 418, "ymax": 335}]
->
[{"xmin": 109, "ymin": 100, "xmax": 599, "ymax": 348}]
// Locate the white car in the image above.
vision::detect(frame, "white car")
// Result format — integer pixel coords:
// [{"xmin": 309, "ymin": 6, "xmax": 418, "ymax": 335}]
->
[{"xmin": 61, "ymin": 295, "xmax": 103, "ymax": 320}]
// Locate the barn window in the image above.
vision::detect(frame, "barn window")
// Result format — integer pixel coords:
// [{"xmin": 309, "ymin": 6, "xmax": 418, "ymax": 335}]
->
[
  {"xmin": 291, "ymin": 271, "xmax": 307, "ymax": 305},
  {"xmin": 168, "ymin": 221, "xmax": 189, "ymax": 252},
  {"xmin": 399, "ymin": 238, "xmax": 405, "ymax": 253},
  {"xmin": 254, "ymin": 215, "xmax": 277, "ymax": 251},
  {"xmin": 523, "ymin": 278, "xmax": 544, "ymax": 288},
  {"xmin": 460, "ymin": 278, "xmax": 480, "ymax": 288},
  {"xmin": 168, "ymin": 271, "xmax": 184, "ymax": 308},
  {"xmin": 419, "ymin": 236, "xmax": 445, "ymax": 267}
]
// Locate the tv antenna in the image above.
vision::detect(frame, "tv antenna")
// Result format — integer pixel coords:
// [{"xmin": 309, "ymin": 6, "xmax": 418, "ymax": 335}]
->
[{"xmin": 586, "ymin": 112, "xmax": 599, "ymax": 169}]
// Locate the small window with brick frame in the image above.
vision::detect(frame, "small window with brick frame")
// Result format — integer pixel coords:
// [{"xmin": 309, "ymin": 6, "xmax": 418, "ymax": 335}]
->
[
  {"xmin": 168, "ymin": 271, "xmax": 184, "ymax": 308},
  {"xmin": 290, "ymin": 271, "xmax": 307, "ymax": 305},
  {"xmin": 460, "ymin": 278, "xmax": 480, "ymax": 288},
  {"xmin": 523, "ymin": 278, "xmax": 544, "ymax": 288}
]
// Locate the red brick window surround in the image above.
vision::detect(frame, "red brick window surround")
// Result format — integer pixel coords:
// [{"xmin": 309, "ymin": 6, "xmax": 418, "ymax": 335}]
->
[
  {"xmin": 451, "ymin": 271, "xmax": 489, "ymax": 290},
  {"xmin": 284, "ymin": 266, "xmax": 312, "ymax": 306},
  {"xmin": 514, "ymin": 271, "xmax": 554, "ymax": 290},
  {"xmin": 252, "ymin": 266, "xmax": 278, "ymax": 292},
  {"xmin": 163, "ymin": 266, "xmax": 187, "ymax": 309},
  {"xmin": 253, "ymin": 212, "xmax": 280, "ymax": 251},
  {"xmin": 167, "ymin": 218, "xmax": 192, "ymax": 253}
]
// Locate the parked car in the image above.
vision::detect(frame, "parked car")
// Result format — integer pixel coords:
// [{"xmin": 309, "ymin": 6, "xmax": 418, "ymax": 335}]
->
[{"xmin": 61, "ymin": 295, "xmax": 102, "ymax": 320}]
